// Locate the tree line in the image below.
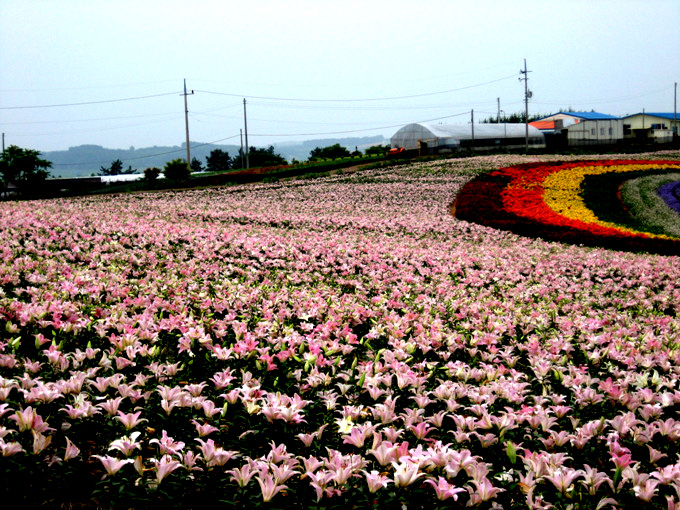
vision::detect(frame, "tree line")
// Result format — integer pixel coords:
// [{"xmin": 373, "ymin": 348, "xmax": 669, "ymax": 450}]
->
[{"xmin": 1, "ymin": 142, "xmax": 392, "ymax": 197}]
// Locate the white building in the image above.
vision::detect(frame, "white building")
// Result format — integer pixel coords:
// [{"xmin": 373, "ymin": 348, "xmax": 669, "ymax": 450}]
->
[{"xmin": 390, "ymin": 122, "xmax": 544, "ymax": 153}]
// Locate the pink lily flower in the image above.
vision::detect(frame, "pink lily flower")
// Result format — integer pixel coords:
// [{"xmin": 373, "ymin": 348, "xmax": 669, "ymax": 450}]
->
[
  {"xmin": 200, "ymin": 399, "xmax": 222, "ymax": 418},
  {"xmin": 307, "ymin": 469, "xmax": 336, "ymax": 502},
  {"xmin": 636, "ymin": 477, "xmax": 658, "ymax": 501},
  {"xmin": 115, "ymin": 410, "xmax": 147, "ymax": 430},
  {"xmin": 150, "ymin": 430, "xmax": 185, "ymax": 456},
  {"xmin": 93, "ymin": 454, "xmax": 134, "ymax": 476},
  {"xmin": 10, "ymin": 407, "xmax": 53, "ymax": 433},
  {"xmin": 108, "ymin": 431, "xmax": 142, "ymax": 456},
  {"xmin": 97, "ymin": 397, "xmax": 124, "ymax": 417},
  {"xmin": 391, "ymin": 459, "xmax": 424, "ymax": 487},
  {"xmin": 368, "ymin": 442, "xmax": 398, "ymax": 466},
  {"xmin": 192, "ymin": 420, "xmax": 218, "ymax": 437},
  {"xmin": 467, "ymin": 477, "xmax": 504, "ymax": 505},
  {"xmin": 152, "ymin": 455, "xmax": 181, "ymax": 484},
  {"xmin": 297, "ymin": 432, "xmax": 317, "ymax": 448},
  {"xmin": 270, "ymin": 462, "xmax": 299, "ymax": 484},
  {"xmin": 409, "ymin": 421, "xmax": 434, "ymax": 440},
  {"xmin": 227, "ymin": 463, "xmax": 257, "ymax": 487},
  {"xmin": 362, "ymin": 469, "xmax": 392, "ymax": 493},
  {"xmin": 256, "ymin": 473, "xmax": 287, "ymax": 502},
  {"xmin": 301, "ymin": 455, "xmax": 324, "ymax": 474},
  {"xmin": 580, "ymin": 464, "xmax": 611, "ymax": 496},
  {"xmin": 425, "ymin": 476, "xmax": 466, "ymax": 501},
  {"xmin": 647, "ymin": 445, "xmax": 668, "ymax": 464},
  {"xmin": 0, "ymin": 440, "xmax": 23, "ymax": 456},
  {"xmin": 195, "ymin": 438, "xmax": 238, "ymax": 467},
  {"xmin": 544, "ymin": 467, "xmax": 583, "ymax": 494},
  {"xmin": 342, "ymin": 426, "xmax": 370, "ymax": 448},
  {"xmin": 64, "ymin": 437, "xmax": 80, "ymax": 461},
  {"xmin": 180, "ymin": 450, "xmax": 203, "ymax": 472}
]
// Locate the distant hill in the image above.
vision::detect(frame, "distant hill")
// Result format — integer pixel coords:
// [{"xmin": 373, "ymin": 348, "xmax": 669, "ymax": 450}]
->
[
  {"xmin": 45, "ymin": 143, "xmax": 240, "ymax": 178},
  {"xmin": 44, "ymin": 136, "xmax": 388, "ymax": 178},
  {"xmin": 275, "ymin": 135, "xmax": 388, "ymax": 162}
]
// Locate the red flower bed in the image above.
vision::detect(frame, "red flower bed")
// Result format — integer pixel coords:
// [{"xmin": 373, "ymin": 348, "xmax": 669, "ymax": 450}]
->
[{"xmin": 453, "ymin": 160, "xmax": 680, "ymax": 255}]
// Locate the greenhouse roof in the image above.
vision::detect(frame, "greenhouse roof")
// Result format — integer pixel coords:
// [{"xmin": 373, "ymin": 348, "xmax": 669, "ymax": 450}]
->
[{"xmin": 400, "ymin": 123, "xmax": 542, "ymax": 139}]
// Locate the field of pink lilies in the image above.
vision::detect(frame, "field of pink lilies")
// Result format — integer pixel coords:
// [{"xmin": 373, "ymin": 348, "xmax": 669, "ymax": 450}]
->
[{"xmin": 1, "ymin": 151, "xmax": 680, "ymax": 509}]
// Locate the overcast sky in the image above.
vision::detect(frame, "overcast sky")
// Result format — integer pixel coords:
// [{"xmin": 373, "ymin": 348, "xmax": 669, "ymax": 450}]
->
[{"xmin": 1, "ymin": 0, "xmax": 679, "ymax": 153}]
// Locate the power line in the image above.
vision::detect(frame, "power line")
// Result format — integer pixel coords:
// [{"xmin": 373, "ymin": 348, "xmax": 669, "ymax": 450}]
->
[
  {"xmin": 532, "ymin": 85, "xmax": 674, "ymax": 108},
  {"xmin": 0, "ymin": 79, "xmax": 182, "ymax": 93},
  {"xmin": 0, "ymin": 73, "xmax": 518, "ymax": 112},
  {"xmin": 8, "ymin": 115, "xmax": 184, "ymax": 137},
  {"xmin": 194, "ymin": 74, "xmax": 518, "ymax": 103},
  {"xmin": 0, "ymin": 111, "xmax": 181, "ymax": 126},
  {"xmin": 246, "ymin": 111, "xmax": 471, "ymax": 138},
  {"xmin": 0, "ymin": 91, "xmax": 180, "ymax": 110}
]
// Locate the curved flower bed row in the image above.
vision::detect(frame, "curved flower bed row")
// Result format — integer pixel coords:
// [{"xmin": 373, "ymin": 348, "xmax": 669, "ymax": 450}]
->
[
  {"xmin": 453, "ymin": 160, "xmax": 680, "ymax": 255},
  {"xmin": 1, "ymin": 154, "xmax": 680, "ymax": 509}
]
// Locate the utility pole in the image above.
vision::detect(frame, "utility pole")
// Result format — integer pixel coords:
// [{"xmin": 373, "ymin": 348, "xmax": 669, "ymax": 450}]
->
[
  {"xmin": 471, "ymin": 109, "xmax": 475, "ymax": 148},
  {"xmin": 674, "ymin": 82, "xmax": 677, "ymax": 136},
  {"xmin": 182, "ymin": 79, "xmax": 194, "ymax": 166},
  {"xmin": 1, "ymin": 133, "xmax": 4, "ymax": 152},
  {"xmin": 240, "ymin": 129, "xmax": 244, "ymax": 168},
  {"xmin": 497, "ymin": 98, "xmax": 501, "ymax": 123},
  {"xmin": 243, "ymin": 98, "xmax": 250, "ymax": 169},
  {"xmin": 519, "ymin": 59, "xmax": 532, "ymax": 152}
]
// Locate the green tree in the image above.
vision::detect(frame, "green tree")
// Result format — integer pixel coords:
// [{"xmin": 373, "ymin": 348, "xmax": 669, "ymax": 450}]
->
[
  {"xmin": 0, "ymin": 145, "xmax": 52, "ymax": 195},
  {"xmin": 163, "ymin": 159, "xmax": 191, "ymax": 181},
  {"xmin": 309, "ymin": 143, "xmax": 350, "ymax": 161},
  {"xmin": 364, "ymin": 144, "xmax": 390, "ymax": 156},
  {"xmin": 143, "ymin": 167, "xmax": 161, "ymax": 182},
  {"xmin": 99, "ymin": 159, "xmax": 124, "ymax": 176},
  {"xmin": 481, "ymin": 112, "xmax": 546, "ymax": 123},
  {"xmin": 190, "ymin": 157, "xmax": 204, "ymax": 173},
  {"xmin": 231, "ymin": 146, "xmax": 286, "ymax": 170},
  {"xmin": 205, "ymin": 149, "xmax": 230, "ymax": 173}
]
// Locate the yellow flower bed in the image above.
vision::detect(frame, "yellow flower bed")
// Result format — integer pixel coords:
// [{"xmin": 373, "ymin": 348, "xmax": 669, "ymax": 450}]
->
[{"xmin": 542, "ymin": 163, "xmax": 680, "ymax": 240}]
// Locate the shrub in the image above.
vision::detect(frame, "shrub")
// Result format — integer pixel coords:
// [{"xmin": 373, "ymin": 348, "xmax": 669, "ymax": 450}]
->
[
  {"xmin": 163, "ymin": 159, "xmax": 191, "ymax": 181},
  {"xmin": 143, "ymin": 167, "xmax": 161, "ymax": 182}
]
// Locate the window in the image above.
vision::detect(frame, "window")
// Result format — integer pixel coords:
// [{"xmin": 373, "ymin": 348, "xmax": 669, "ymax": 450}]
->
[
  {"xmin": 591, "ymin": 128, "xmax": 596, "ymax": 136},
  {"xmin": 600, "ymin": 128, "xmax": 605, "ymax": 135},
  {"xmin": 609, "ymin": 128, "xmax": 613, "ymax": 135}
]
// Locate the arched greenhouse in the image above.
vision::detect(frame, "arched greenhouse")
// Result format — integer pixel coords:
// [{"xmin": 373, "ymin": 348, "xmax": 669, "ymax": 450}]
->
[{"xmin": 390, "ymin": 122, "xmax": 545, "ymax": 153}]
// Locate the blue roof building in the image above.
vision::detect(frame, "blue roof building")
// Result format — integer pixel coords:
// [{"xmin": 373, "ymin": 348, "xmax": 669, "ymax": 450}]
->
[
  {"xmin": 623, "ymin": 112, "xmax": 679, "ymax": 140},
  {"xmin": 537, "ymin": 111, "xmax": 621, "ymax": 123},
  {"xmin": 536, "ymin": 112, "xmax": 624, "ymax": 145}
]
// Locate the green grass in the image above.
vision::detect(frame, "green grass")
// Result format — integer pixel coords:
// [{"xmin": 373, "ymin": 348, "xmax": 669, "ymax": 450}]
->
[{"xmin": 621, "ymin": 172, "xmax": 680, "ymax": 238}]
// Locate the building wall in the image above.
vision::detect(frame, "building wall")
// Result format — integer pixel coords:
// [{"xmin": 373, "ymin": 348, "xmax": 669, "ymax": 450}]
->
[{"xmin": 566, "ymin": 119, "xmax": 623, "ymax": 145}]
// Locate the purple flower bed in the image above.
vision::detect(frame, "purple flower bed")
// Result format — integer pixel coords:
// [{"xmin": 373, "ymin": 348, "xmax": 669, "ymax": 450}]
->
[{"xmin": 658, "ymin": 181, "xmax": 680, "ymax": 215}]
